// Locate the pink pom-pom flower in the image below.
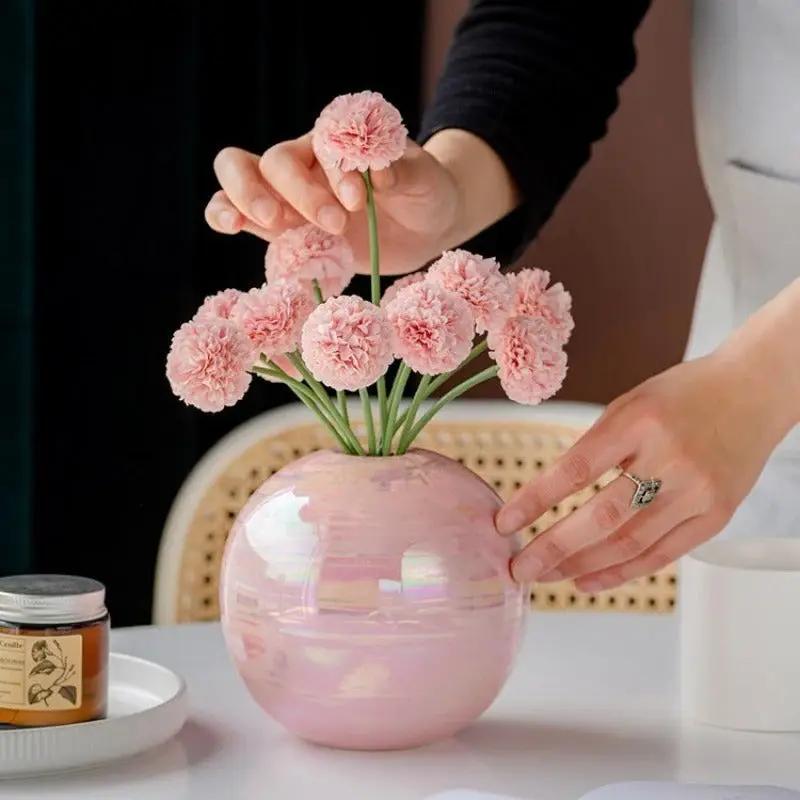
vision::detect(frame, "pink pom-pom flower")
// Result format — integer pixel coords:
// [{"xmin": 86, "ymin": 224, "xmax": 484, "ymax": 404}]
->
[
  {"xmin": 166, "ymin": 319, "xmax": 253, "ymax": 413},
  {"xmin": 193, "ymin": 288, "xmax": 243, "ymax": 322},
  {"xmin": 301, "ymin": 296, "xmax": 393, "ymax": 391},
  {"xmin": 265, "ymin": 224, "xmax": 355, "ymax": 299},
  {"xmin": 427, "ymin": 249, "xmax": 513, "ymax": 335},
  {"xmin": 488, "ymin": 316, "xmax": 567, "ymax": 405},
  {"xmin": 312, "ymin": 91, "xmax": 408, "ymax": 173},
  {"xmin": 380, "ymin": 271, "xmax": 426, "ymax": 308},
  {"xmin": 231, "ymin": 282, "xmax": 313, "ymax": 358},
  {"xmin": 384, "ymin": 283, "xmax": 474, "ymax": 375},
  {"xmin": 509, "ymin": 268, "xmax": 574, "ymax": 345}
]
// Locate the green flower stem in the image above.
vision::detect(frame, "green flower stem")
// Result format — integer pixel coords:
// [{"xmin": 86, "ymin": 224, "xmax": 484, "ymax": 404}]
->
[
  {"xmin": 252, "ymin": 366, "xmax": 353, "ymax": 453},
  {"xmin": 259, "ymin": 360, "xmax": 338, "ymax": 426},
  {"xmin": 393, "ymin": 339, "xmax": 489, "ymax": 431},
  {"xmin": 286, "ymin": 352, "xmax": 365, "ymax": 455},
  {"xmin": 312, "ymin": 278, "xmax": 324, "ymax": 305},
  {"xmin": 382, "ymin": 362, "xmax": 411, "ymax": 455},
  {"xmin": 362, "ymin": 169, "xmax": 388, "ymax": 442},
  {"xmin": 359, "ymin": 388, "xmax": 376, "ymax": 454},
  {"xmin": 362, "ymin": 170, "xmax": 381, "ymax": 306},
  {"xmin": 255, "ymin": 365, "xmax": 314, "ymax": 403},
  {"xmin": 376, "ymin": 378, "xmax": 388, "ymax": 446},
  {"xmin": 396, "ymin": 374, "xmax": 432, "ymax": 455},
  {"xmin": 397, "ymin": 365, "xmax": 499, "ymax": 454},
  {"xmin": 253, "ymin": 367, "xmax": 325, "ymax": 418}
]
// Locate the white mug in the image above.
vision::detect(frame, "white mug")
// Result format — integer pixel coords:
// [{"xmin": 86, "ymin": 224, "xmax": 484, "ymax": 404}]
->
[{"xmin": 680, "ymin": 537, "xmax": 800, "ymax": 731}]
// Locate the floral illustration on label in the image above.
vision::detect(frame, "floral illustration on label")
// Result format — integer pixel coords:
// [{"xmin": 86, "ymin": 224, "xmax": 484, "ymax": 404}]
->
[{"xmin": 27, "ymin": 639, "xmax": 78, "ymax": 707}]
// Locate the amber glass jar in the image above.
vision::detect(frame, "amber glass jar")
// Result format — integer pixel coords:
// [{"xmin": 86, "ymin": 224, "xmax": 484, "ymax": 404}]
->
[{"xmin": 0, "ymin": 575, "xmax": 109, "ymax": 727}]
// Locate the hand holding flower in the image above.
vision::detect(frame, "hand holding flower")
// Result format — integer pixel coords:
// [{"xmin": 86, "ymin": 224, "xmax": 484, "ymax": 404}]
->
[
  {"xmin": 173, "ymin": 93, "xmax": 570, "ymax": 470},
  {"xmin": 205, "ymin": 134, "xmax": 461, "ymax": 277},
  {"xmin": 204, "ymin": 94, "xmax": 518, "ymax": 278}
]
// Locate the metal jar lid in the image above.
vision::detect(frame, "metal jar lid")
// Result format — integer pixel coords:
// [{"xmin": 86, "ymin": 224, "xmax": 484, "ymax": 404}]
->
[{"xmin": 0, "ymin": 575, "xmax": 107, "ymax": 625}]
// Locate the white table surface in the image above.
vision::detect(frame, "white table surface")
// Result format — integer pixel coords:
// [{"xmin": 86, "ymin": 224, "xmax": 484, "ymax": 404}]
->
[{"xmin": 5, "ymin": 615, "xmax": 799, "ymax": 800}]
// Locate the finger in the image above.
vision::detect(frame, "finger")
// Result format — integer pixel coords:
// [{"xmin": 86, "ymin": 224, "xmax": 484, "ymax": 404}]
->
[
  {"xmin": 574, "ymin": 515, "xmax": 709, "ymax": 593},
  {"xmin": 510, "ymin": 473, "xmax": 642, "ymax": 583},
  {"xmin": 213, "ymin": 147, "xmax": 282, "ymax": 229},
  {"xmin": 537, "ymin": 497, "xmax": 689, "ymax": 582},
  {"xmin": 496, "ymin": 408, "xmax": 636, "ymax": 535},
  {"xmin": 269, "ymin": 200, "xmax": 306, "ymax": 231},
  {"xmin": 205, "ymin": 190, "xmax": 245, "ymax": 234},
  {"xmin": 370, "ymin": 138, "xmax": 422, "ymax": 194},
  {"xmin": 260, "ymin": 136, "xmax": 347, "ymax": 234},
  {"xmin": 205, "ymin": 191, "xmax": 277, "ymax": 241},
  {"xmin": 317, "ymin": 160, "xmax": 365, "ymax": 212},
  {"xmin": 370, "ymin": 163, "xmax": 397, "ymax": 192}
]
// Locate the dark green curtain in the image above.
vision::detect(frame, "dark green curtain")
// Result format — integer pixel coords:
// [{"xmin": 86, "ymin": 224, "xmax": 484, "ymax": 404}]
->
[
  {"xmin": 20, "ymin": 1, "xmax": 423, "ymax": 624},
  {"xmin": 0, "ymin": 1, "xmax": 34, "ymax": 574}
]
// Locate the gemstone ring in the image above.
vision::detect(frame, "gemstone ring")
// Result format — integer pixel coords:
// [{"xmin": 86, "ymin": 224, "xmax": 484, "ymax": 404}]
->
[{"xmin": 621, "ymin": 471, "xmax": 662, "ymax": 509}]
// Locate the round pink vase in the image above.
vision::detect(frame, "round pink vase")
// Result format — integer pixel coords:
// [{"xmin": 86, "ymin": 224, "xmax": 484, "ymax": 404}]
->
[{"xmin": 220, "ymin": 448, "xmax": 526, "ymax": 750}]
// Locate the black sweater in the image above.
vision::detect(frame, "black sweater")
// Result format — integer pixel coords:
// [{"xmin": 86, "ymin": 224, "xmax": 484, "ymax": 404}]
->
[{"xmin": 419, "ymin": 0, "xmax": 652, "ymax": 264}]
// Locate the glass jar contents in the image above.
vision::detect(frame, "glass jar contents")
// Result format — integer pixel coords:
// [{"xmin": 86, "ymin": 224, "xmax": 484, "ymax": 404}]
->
[{"xmin": 0, "ymin": 575, "xmax": 109, "ymax": 727}]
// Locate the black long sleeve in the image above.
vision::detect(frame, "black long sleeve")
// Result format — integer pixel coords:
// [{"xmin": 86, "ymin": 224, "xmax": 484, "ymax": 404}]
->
[{"xmin": 420, "ymin": 0, "xmax": 651, "ymax": 264}]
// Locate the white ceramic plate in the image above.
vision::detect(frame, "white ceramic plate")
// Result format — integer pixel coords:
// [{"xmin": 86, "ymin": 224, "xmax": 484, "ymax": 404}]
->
[{"xmin": 0, "ymin": 652, "xmax": 187, "ymax": 779}]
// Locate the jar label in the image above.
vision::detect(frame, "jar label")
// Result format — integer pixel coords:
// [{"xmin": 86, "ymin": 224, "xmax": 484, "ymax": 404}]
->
[{"xmin": 0, "ymin": 634, "xmax": 83, "ymax": 710}]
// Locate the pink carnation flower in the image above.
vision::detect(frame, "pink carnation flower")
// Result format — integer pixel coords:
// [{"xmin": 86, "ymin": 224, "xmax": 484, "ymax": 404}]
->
[
  {"xmin": 265, "ymin": 224, "xmax": 355, "ymax": 298},
  {"xmin": 166, "ymin": 320, "xmax": 253, "ymax": 412},
  {"xmin": 301, "ymin": 296, "xmax": 393, "ymax": 391},
  {"xmin": 384, "ymin": 283, "xmax": 474, "ymax": 375},
  {"xmin": 380, "ymin": 271, "xmax": 426, "ymax": 308},
  {"xmin": 231, "ymin": 282, "xmax": 312, "ymax": 358},
  {"xmin": 427, "ymin": 249, "xmax": 512, "ymax": 334},
  {"xmin": 193, "ymin": 288, "xmax": 243, "ymax": 322},
  {"xmin": 509, "ymin": 268, "xmax": 574, "ymax": 344},
  {"xmin": 488, "ymin": 316, "xmax": 567, "ymax": 405},
  {"xmin": 312, "ymin": 91, "xmax": 408, "ymax": 173}
]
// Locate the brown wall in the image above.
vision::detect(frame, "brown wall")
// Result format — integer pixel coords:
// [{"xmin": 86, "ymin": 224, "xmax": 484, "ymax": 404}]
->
[{"xmin": 424, "ymin": 0, "xmax": 713, "ymax": 403}]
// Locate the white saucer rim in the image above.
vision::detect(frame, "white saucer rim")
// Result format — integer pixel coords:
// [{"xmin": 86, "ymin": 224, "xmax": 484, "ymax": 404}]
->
[{"xmin": 0, "ymin": 651, "xmax": 187, "ymax": 737}]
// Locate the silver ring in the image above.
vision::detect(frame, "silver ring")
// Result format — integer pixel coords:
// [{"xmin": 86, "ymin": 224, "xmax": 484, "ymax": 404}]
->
[{"xmin": 621, "ymin": 471, "xmax": 662, "ymax": 509}]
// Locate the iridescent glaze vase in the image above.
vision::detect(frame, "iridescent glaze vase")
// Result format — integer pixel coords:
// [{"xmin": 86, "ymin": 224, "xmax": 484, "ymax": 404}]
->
[{"xmin": 220, "ymin": 448, "xmax": 526, "ymax": 750}]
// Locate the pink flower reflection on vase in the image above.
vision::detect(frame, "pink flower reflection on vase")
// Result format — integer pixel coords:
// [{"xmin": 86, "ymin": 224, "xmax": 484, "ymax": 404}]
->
[{"xmin": 220, "ymin": 449, "xmax": 526, "ymax": 750}]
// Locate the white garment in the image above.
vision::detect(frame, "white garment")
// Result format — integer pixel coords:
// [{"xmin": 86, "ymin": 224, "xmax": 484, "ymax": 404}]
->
[{"xmin": 686, "ymin": 0, "xmax": 800, "ymax": 538}]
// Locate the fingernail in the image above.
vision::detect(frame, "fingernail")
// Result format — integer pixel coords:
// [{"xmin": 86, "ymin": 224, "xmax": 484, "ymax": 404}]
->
[
  {"xmin": 578, "ymin": 579, "xmax": 604, "ymax": 594},
  {"xmin": 338, "ymin": 181, "xmax": 359, "ymax": 210},
  {"xmin": 317, "ymin": 204, "xmax": 346, "ymax": 233},
  {"xmin": 219, "ymin": 209, "xmax": 238, "ymax": 230},
  {"xmin": 512, "ymin": 556, "xmax": 545, "ymax": 583},
  {"xmin": 251, "ymin": 196, "xmax": 277, "ymax": 226},
  {"xmin": 496, "ymin": 507, "xmax": 525, "ymax": 535}
]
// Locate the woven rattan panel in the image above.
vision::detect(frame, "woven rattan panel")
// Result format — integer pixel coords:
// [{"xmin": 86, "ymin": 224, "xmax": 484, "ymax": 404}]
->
[{"xmin": 174, "ymin": 419, "xmax": 676, "ymax": 623}]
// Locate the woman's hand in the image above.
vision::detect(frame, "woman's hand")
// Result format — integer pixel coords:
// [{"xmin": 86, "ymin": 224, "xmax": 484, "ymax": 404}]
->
[
  {"xmin": 496, "ymin": 341, "xmax": 800, "ymax": 592},
  {"xmin": 205, "ymin": 135, "xmax": 458, "ymax": 276},
  {"xmin": 204, "ymin": 129, "xmax": 518, "ymax": 276}
]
